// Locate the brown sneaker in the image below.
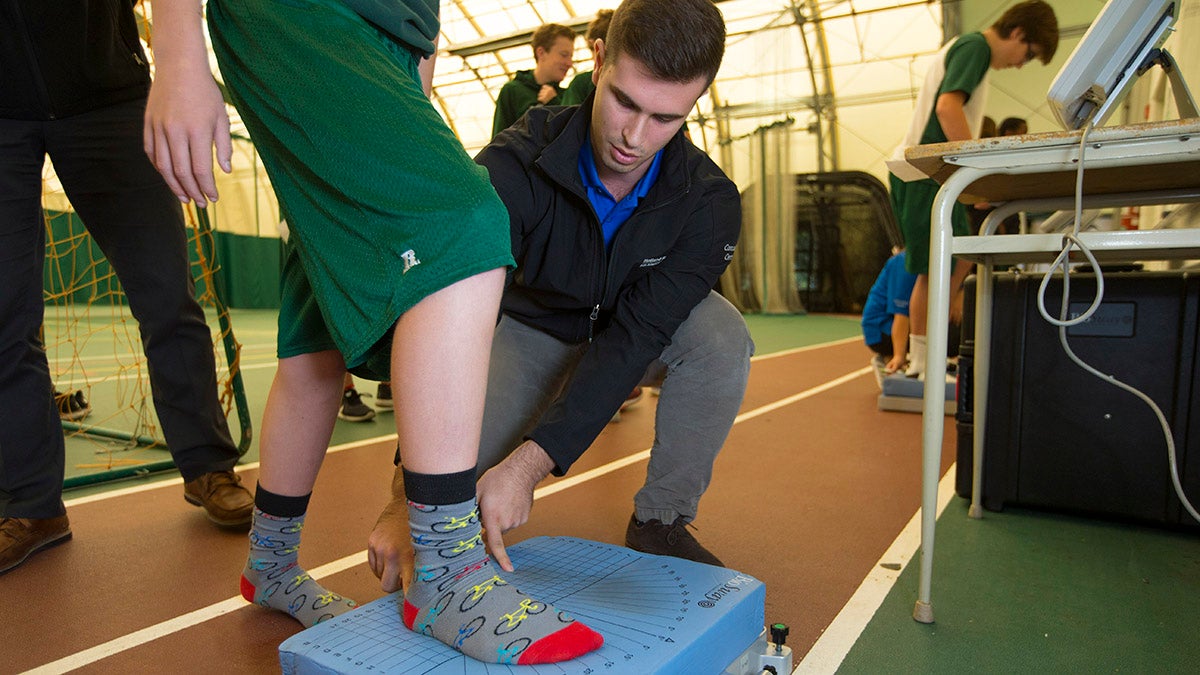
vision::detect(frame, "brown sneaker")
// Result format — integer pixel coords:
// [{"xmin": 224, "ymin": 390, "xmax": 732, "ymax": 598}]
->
[
  {"xmin": 625, "ymin": 514, "xmax": 724, "ymax": 567},
  {"xmin": 184, "ymin": 471, "xmax": 254, "ymax": 527},
  {"xmin": 0, "ymin": 515, "xmax": 72, "ymax": 575}
]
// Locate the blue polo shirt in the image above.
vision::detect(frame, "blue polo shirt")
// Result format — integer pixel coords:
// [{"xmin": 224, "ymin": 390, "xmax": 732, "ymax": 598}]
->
[
  {"xmin": 578, "ymin": 134, "xmax": 664, "ymax": 250},
  {"xmin": 861, "ymin": 251, "xmax": 918, "ymax": 346}
]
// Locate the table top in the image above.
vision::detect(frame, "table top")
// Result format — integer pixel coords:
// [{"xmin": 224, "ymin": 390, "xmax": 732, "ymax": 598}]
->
[{"xmin": 905, "ymin": 118, "xmax": 1200, "ymax": 204}]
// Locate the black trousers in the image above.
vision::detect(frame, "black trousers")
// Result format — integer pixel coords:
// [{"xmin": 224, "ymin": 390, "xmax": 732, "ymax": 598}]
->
[{"xmin": 0, "ymin": 98, "xmax": 239, "ymax": 519}]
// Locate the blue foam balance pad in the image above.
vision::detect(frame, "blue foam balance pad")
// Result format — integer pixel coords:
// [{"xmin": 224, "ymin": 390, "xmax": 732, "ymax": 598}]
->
[
  {"xmin": 279, "ymin": 536, "xmax": 765, "ymax": 674},
  {"xmin": 877, "ymin": 371, "xmax": 956, "ymax": 415}
]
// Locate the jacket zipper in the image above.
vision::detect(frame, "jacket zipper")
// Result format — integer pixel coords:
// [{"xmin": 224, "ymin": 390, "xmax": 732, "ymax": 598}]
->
[
  {"xmin": 571, "ymin": 143, "xmax": 690, "ymax": 343},
  {"xmin": 590, "ymin": 189, "xmax": 688, "ymax": 341},
  {"xmin": 587, "ymin": 304, "xmax": 600, "ymax": 342}
]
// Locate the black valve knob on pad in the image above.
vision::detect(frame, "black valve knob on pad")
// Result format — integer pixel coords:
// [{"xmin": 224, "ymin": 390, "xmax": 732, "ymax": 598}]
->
[{"xmin": 770, "ymin": 623, "xmax": 789, "ymax": 652}]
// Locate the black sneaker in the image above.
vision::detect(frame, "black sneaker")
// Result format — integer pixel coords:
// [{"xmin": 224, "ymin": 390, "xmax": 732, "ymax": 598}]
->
[
  {"xmin": 625, "ymin": 514, "xmax": 724, "ymax": 566},
  {"xmin": 375, "ymin": 382, "xmax": 393, "ymax": 410},
  {"xmin": 54, "ymin": 389, "xmax": 91, "ymax": 422},
  {"xmin": 337, "ymin": 388, "xmax": 375, "ymax": 422}
]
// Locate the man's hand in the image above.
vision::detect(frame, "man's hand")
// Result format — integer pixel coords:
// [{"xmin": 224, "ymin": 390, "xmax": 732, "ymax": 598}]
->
[
  {"xmin": 367, "ymin": 465, "xmax": 413, "ymax": 593},
  {"xmin": 477, "ymin": 440, "xmax": 555, "ymax": 572},
  {"xmin": 144, "ymin": 69, "xmax": 232, "ymax": 208},
  {"xmin": 885, "ymin": 355, "xmax": 906, "ymax": 373},
  {"xmin": 368, "ymin": 498, "xmax": 414, "ymax": 593},
  {"xmin": 537, "ymin": 84, "xmax": 557, "ymax": 104}
]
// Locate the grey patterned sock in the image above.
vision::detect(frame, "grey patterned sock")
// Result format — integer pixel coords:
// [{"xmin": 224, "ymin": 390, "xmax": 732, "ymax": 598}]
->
[
  {"xmin": 240, "ymin": 508, "xmax": 357, "ymax": 627},
  {"xmin": 403, "ymin": 498, "xmax": 602, "ymax": 664}
]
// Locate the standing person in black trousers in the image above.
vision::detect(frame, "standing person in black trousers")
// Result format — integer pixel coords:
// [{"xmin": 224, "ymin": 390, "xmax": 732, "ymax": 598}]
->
[{"xmin": 0, "ymin": 0, "xmax": 254, "ymax": 576}]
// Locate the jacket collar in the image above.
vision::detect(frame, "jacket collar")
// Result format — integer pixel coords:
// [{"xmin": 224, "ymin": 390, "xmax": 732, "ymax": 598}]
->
[{"xmin": 534, "ymin": 92, "xmax": 692, "ymax": 208}]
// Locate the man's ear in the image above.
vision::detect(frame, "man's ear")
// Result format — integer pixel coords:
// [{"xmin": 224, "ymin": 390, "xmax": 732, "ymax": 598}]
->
[
  {"xmin": 591, "ymin": 39, "xmax": 607, "ymax": 86},
  {"xmin": 534, "ymin": 45, "xmax": 547, "ymax": 63}
]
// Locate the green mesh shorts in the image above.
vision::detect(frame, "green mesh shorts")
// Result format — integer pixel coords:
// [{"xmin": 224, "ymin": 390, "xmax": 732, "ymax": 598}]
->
[
  {"xmin": 208, "ymin": 0, "xmax": 512, "ymax": 380},
  {"xmin": 888, "ymin": 173, "xmax": 969, "ymax": 275}
]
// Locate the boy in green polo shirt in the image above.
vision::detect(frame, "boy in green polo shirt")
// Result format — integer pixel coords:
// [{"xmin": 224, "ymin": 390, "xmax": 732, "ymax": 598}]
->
[
  {"xmin": 885, "ymin": 0, "xmax": 1058, "ymax": 378},
  {"xmin": 491, "ymin": 23, "xmax": 577, "ymax": 137}
]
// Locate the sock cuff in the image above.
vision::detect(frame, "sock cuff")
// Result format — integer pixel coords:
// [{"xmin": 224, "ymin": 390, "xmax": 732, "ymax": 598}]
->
[
  {"xmin": 403, "ymin": 467, "xmax": 476, "ymax": 505},
  {"xmin": 254, "ymin": 483, "xmax": 311, "ymax": 518}
]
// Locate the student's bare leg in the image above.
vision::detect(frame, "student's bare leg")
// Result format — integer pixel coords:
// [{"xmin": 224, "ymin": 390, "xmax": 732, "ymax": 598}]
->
[
  {"xmin": 371, "ymin": 268, "xmax": 602, "ymax": 664},
  {"xmin": 258, "ymin": 350, "xmax": 346, "ymax": 495},
  {"xmin": 241, "ymin": 349, "xmax": 358, "ymax": 627}
]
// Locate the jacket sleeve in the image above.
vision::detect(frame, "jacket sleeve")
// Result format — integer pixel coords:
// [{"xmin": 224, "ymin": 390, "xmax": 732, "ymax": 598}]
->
[
  {"xmin": 529, "ymin": 177, "xmax": 743, "ymax": 475},
  {"xmin": 474, "ymin": 129, "xmax": 537, "ymax": 287}
]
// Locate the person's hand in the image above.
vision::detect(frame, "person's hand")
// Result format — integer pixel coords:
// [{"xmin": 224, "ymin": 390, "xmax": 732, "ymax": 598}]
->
[
  {"xmin": 368, "ymin": 496, "xmax": 414, "ymax": 593},
  {"xmin": 537, "ymin": 84, "xmax": 557, "ymax": 104},
  {"xmin": 950, "ymin": 287, "xmax": 965, "ymax": 325},
  {"xmin": 144, "ymin": 70, "xmax": 232, "ymax": 208},
  {"xmin": 885, "ymin": 355, "xmax": 906, "ymax": 373},
  {"xmin": 476, "ymin": 441, "xmax": 554, "ymax": 572}
]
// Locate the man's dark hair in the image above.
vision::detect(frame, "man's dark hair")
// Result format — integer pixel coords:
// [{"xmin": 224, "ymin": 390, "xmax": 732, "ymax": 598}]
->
[
  {"xmin": 531, "ymin": 23, "xmax": 577, "ymax": 58},
  {"xmin": 604, "ymin": 0, "xmax": 726, "ymax": 86},
  {"xmin": 993, "ymin": 0, "xmax": 1059, "ymax": 64},
  {"xmin": 998, "ymin": 116, "xmax": 1028, "ymax": 135},
  {"xmin": 586, "ymin": 9, "xmax": 615, "ymax": 44}
]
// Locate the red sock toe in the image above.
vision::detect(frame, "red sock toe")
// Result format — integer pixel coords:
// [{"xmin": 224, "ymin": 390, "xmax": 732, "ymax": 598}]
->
[
  {"xmin": 239, "ymin": 575, "xmax": 257, "ymax": 603},
  {"xmin": 518, "ymin": 621, "xmax": 604, "ymax": 665},
  {"xmin": 402, "ymin": 599, "xmax": 419, "ymax": 631}
]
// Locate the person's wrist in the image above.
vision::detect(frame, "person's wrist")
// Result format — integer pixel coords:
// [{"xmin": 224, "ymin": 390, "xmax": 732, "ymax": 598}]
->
[{"xmin": 513, "ymin": 440, "xmax": 554, "ymax": 486}]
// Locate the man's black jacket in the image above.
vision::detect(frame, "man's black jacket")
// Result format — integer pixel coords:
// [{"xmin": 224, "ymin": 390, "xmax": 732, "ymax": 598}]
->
[
  {"xmin": 475, "ymin": 98, "xmax": 741, "ymax": 476},
  {"xmin": 1, "ymin": 0, "xmax": 150, "ymax": 120}
]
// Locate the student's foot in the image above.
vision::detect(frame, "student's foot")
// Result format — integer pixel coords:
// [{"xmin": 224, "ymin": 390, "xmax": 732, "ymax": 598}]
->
[
  {"xmin": 405, "ymin": 498, "xmax": 603, "ymax": 664},
  {"xmin": 338, "ymin": 388, "xmax": 375, "ymax": 422},
  {"xmin": 375, "ymin": 382, "xmax": 393, "ymax": 410},
  {"xmin": 54, "ymin": 389, "xmax": 91, "ymax": 422},
  {"xmin": 0, "ymin": 516, "xmax": 72, "ymax": 575},
  {"xmin": 625, "ymin": 514, "xmax": 724, "ymax": 566},
  {"xmin": 241, "ymin": 508, "xmax": 357, "ymax": 627}
]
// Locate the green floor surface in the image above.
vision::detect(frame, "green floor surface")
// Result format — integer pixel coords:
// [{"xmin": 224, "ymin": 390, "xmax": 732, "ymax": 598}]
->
[{"xmin": 840, "ymin": 498, "xmax": 1200, "ymax": 673}]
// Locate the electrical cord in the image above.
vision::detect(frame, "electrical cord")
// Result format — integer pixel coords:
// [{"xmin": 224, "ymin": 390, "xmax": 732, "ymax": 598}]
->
[{"xmin": 1032, "ymin": 119, "xmax": 1200, "ymax": 524}]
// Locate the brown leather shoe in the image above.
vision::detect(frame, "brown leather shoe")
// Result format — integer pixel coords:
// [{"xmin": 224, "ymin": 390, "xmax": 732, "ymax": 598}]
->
[
  {"xmin": 184, "ymin": 471, "xmax": 254, "ymax": 527},
  {"xmin": 0, "ymin": 515, "xmax": 72, "ymax": 575}
]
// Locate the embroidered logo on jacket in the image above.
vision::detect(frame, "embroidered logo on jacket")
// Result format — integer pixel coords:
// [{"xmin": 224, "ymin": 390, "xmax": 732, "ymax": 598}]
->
[
  {"xmin": 639, "ymin": 256, "xmax": 667, "ymax": 268},
  {"xmin": 401, "ymin": 249, "xmax": 422, "ymax": 274}
]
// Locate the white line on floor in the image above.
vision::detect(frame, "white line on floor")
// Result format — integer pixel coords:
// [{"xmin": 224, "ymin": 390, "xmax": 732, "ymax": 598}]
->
[
  {"xmin": 751, "ymin": 335, "xmax": 861, "ymax": 361},
  {"xmin": 63, "ymin": 435, "xmax": 397, "ymax": 508},
  {"xmin": 42, "ymin": 351, "xmax": 869, "ymax": 673},
  {"xmin": 793, "ymin": 466, "xmax": 957, "ymax": 675}
]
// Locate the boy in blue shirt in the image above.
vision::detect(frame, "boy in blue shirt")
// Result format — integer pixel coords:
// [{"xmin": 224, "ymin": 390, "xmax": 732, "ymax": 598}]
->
[{"xmin": 862, "ymin": 250, "xmax": 919, "ymax": 380}]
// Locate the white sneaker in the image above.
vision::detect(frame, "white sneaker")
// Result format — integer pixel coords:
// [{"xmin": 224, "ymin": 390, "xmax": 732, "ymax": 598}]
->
[{"xmin": 870, "ymin": 356, "xmax": 886, "ymax": 389}]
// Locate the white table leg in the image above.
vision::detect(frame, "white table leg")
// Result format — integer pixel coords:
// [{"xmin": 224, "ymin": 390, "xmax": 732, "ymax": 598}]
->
[{"xmin": 915, "ymin": 167, "xmax": 984, "ymax": 624}]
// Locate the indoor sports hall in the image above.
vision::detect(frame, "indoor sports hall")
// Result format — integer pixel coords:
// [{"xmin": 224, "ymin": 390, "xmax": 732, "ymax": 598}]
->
[{"xmin": 5, "ymin": 1, "xmax": 1199, "ymax": 673}]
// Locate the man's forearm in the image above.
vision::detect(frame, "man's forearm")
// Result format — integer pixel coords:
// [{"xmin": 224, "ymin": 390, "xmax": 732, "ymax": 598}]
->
[{"xmin": 509, "ymin": 440, "xmax": 556, "ymax": 487}]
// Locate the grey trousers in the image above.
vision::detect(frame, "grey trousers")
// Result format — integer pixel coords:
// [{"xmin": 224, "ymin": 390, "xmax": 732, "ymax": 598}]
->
[
  {"xmin": 479, "ymin": 291, "xmax": 753, "ymax": 524},
  {"xmin": 0, "ymin": 98, "xmax": 240, "ymax": 519}
]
